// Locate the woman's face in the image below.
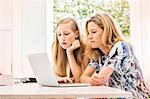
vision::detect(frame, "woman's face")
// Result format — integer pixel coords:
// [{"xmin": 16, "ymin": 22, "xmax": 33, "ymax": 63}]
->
[
  {"xmin": 56, "ymin": 22, "xmax": 77, "ymax": 49},
  {"xmin": 87, "ymin": 22, "xmax": 103, "ymax": 49}
]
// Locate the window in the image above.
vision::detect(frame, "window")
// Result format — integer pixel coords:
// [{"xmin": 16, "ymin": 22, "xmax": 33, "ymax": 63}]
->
[{"xmin": 54, "ymin": 0, "xmax": 130, "ymax": 39}]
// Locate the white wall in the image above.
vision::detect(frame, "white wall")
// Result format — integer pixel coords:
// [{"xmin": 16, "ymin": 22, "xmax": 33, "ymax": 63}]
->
[
  {"xmin": 0, "ymin": 0, "xmax": 53, "ymax": 77},
  {"xmin": 12, "ymin": 0, "xmax": 22, "ymax": 77},
  {"xmin": 0, "ymin": 0, "xmax": 12, "ymax": 29},
  {"xmin": 0, "ymin": 0, "xmax": 13, "ymax": 74}
]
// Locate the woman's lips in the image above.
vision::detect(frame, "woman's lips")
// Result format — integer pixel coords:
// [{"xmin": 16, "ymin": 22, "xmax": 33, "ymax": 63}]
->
[{"xmin": 90, "ymin": 41, "xmax": 95, "ymax": 43}]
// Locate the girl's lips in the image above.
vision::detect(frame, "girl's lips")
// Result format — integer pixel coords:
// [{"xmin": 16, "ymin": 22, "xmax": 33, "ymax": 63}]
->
[{"xmin": 62, "ymin": 42, "xmax": 66, "ymax": 44}]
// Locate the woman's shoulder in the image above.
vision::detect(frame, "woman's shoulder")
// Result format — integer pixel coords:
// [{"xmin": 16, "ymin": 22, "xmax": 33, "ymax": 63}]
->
[
  {"xmin": 113, "ymin": 40, "xmax": 128, "ymax": 48},
  {"xmin": 108, "ymin": 41, "xmax": 132, "ymax": 57},
  {"xmin": 112, "ymin": 40, "xmax": 131, "ymax": 50}
]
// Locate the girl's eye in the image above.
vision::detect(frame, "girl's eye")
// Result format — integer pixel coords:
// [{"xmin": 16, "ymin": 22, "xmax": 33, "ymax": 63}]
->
[
  {"xmin": 64, "ymin": 33, "xmax": 70, "ymax": 35},
  {"xmin": 58, "ymin": 34, "xmax": 61, "ymax": 36},
  {"xmin": 92, "ymin": 31, "xmax": 96, "ymax": 33}
]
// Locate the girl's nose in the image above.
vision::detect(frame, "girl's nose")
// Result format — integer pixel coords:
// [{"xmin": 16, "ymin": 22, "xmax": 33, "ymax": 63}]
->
[{"xmin": 61, "ymin": 34, "xmax": 66, "ymax": 41}]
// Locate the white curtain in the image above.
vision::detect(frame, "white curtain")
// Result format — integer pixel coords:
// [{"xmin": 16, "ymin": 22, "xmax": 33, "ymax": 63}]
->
[{"xmin": 130, "ymin": 0, "xmax": 150, "ymax": 79}]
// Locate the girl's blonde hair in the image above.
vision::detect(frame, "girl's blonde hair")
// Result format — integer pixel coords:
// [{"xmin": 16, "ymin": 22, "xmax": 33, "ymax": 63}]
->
[
  {"xmin": 83, "ymin": 12, "xmax": 123, "ymax": 66},
  {"xmin": 52, "ymin": 18, "xmax": 84, "ymax": 77}
]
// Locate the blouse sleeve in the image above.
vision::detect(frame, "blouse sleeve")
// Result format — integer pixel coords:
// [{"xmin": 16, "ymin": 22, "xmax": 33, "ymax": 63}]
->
[
  {"xmin": 104, "ymin": 41, "xmax": 131, "ymax": 75},
  {"xmin": 88, "ymin": 59, "xmax": 99, "ymax": 68}
]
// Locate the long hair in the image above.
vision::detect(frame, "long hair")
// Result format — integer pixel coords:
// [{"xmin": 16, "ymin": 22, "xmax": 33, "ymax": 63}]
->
[
  {"xmin": 83, "ymin": 12, "xmax": 123, "ymax": 66},
  {"xmin": 52, "ymin": 18, "xmax": 84, "ymax": 77}
]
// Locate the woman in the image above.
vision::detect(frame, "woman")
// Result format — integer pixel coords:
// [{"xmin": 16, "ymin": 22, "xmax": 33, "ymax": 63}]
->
[
  {"xmin": 80, "ymin": 12, "xmax": 150, "ymax": 98},
  {"xmin": 52, "ymin": 18, "xmax": 84, "ymax": 83}
]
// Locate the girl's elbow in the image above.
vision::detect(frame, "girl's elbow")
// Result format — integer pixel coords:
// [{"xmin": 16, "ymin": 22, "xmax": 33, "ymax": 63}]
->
[
  {"xmin": 74, "ymin": 77, "xmax": 80, "ymax": 83},
  {"xmin": 80, "ymin": 75, "xmax": 83, "ymax": 83},
  {"xmin": 80, "ymin": 75, "xmax": 87, "ymax": 83},
  {"xmin": 74, "ymin": 74, "xmax": 81, "ymax": 83}
]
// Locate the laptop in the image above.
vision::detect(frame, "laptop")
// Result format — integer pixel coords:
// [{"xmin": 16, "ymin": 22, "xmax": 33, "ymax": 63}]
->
[{"xmin": 27, "ymin": 52, "xmax": 90, "ymax": 87}]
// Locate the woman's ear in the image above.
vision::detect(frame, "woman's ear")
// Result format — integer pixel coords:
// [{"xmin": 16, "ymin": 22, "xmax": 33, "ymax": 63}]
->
[{"xmin": 75, "ymin": 36, "xmax": 79, "ymax": 40}]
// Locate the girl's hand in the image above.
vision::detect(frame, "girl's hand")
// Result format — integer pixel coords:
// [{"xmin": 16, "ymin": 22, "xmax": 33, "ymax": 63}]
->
[
  {"xmin": 67, "ymin": 40, "xmax": 80, "ymax": 53},
  {"xmin": 57, "ymin": 77, "xmax": 74, "ymax": 83}
]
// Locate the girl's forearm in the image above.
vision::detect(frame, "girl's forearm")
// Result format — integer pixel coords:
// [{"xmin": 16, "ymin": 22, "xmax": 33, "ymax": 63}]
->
[{"xmin": 66, "ymin": 51, "xmax": 81, "ymax": 82}]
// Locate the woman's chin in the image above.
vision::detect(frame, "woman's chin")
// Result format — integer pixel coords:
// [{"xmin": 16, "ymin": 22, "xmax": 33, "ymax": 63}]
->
[{"xmin": 91, "ymin": 45, "xmax": 98, "ymax": 49}]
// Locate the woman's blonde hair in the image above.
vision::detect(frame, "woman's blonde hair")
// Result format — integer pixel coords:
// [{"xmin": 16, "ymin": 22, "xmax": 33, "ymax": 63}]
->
[
  {"xmin": 83, "ymin": 12, "xmax": 123, "ymax": 65},
  {"xmin": 52, "ymin": 18, "xmax": 84, "ymax": 77}
]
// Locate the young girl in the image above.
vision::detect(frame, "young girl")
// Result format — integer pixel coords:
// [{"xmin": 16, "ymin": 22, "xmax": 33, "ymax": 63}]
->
[
  {"xmin": 80, "ymin": 12, "xmax": 150, "ymax": 98},
  {"xmin": 52, "ymin": 18, "xmax": 84, "ymax": 83}
]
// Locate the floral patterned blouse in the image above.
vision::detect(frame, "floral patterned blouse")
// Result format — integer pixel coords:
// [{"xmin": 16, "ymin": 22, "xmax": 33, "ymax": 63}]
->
[{"xmin": 88, "ymin": 41, "xmax": 150, "ymax": 98}]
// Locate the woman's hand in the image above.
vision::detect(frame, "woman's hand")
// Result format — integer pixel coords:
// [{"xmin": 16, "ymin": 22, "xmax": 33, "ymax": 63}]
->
[
  {"xmin": 89, "ymin": 67, "xmax": 113, "ymax": 86},
  {"xmin": 57, "ymin": 77, "xmax": 74, "ymax": 83},
  {"xmin": 66, "ymin": 39, "xmax": 80, "ymax": 53},
  {"xmin": 90, "ymin": 73, "xmax": 107, "ymax": 86}
]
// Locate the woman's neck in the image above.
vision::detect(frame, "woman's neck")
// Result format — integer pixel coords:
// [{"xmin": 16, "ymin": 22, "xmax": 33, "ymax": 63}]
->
[{"xmin": 99, "ymin": 45, "xmax": 110, "ymax": 55}]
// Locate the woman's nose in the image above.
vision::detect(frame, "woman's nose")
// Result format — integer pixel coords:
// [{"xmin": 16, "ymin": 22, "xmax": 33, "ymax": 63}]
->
[{"xmin": 87, "ymin": 33, "xmax": 92, "ymax": 39}]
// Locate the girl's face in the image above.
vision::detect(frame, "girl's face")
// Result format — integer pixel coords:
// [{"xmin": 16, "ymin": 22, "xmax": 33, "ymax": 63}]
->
[
  {"xmin": 56, "ymin": 22, "xmax": 77, "ymax": 49},
  {"xmin": 87, "ymin": 22, "xmax": 103, "ymax": 49}
]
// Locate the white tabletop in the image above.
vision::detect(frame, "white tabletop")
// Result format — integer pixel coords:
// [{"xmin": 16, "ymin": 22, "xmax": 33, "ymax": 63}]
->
[{"xmin": 0, "ymin": 83, "xmax": 133, "ymax": 99}]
